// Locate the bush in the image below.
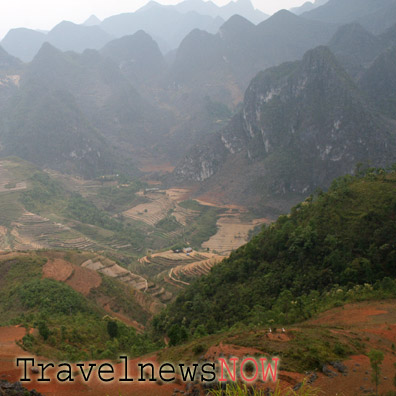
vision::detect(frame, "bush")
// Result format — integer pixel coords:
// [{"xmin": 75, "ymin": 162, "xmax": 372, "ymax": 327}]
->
[
  {"xmin": 38, "ymin": 321, "xmax": 50, "ymax": 341},
  {"xmin": 192, "ymin": 343, "xmax": 206, "ymax": 355},
  {"xmin": 107, "ymin": 320, "xmax": 119, "ymax": 339}
]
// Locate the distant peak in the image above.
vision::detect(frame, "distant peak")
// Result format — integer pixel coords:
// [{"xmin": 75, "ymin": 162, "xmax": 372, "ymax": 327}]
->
[
  {"xmin": 51, "ymin": 20, "xmax": 78, "ymax": 31},
  {"xmin": 222, "ymin": 14, "xmax": 254, "ymax": 28},
  {"xmin": 33, "ymin": 42, "xmax": 62, "ymax": 60},
  {"xmin": 271, "ymin": 9, "xmax": 299, "ymax": 19},
  {"xmin": 138, "ymin": 1, "xmax": 163, "ymax": 11},
  {"xmin": 83, "ymin": 15, "xmax": 101, "ymax": 26},
  {"xmin": 133, "ymin": 29, "xmax": 153, "ymax": 40},
  {"xmin": 218, "ymin": 14, "xmax": 255, "ymax": 38}
]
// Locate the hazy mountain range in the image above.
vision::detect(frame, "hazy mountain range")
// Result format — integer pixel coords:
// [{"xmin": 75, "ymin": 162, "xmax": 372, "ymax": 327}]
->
[
  {"xmin": 1, "ymin": 0, "xmax": 267, "ymax": 61},
  {"xmin": 0, "ymin": 0, "xmax": 395, "ymax": 213}
]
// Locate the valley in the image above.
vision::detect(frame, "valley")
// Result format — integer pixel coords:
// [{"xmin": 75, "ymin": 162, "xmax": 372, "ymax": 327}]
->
[{"xmin": 0, "ymin": 158, "xmax": 267, "ymax": 323}]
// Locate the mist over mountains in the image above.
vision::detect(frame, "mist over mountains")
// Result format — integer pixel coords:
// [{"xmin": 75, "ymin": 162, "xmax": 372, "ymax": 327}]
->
[
  {"xmin": 1, "ymin": 0, "xmax": 267, "ymax": 62},
  {"xmin": 0, "ymin": 0, "xmax": 395, "ymax": 213}
]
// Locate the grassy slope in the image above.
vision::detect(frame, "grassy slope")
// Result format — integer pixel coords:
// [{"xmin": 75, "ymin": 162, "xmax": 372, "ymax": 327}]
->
[
  {"xmin": 0, "ymin": 251, "xmax": 159, "ymax": 362},
  {"xmin": 155, "ymin": 169, "xmax": 396, "ymax": 336}
]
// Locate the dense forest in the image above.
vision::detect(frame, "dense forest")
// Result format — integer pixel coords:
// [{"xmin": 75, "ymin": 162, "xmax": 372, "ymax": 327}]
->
[{"xmin": 154, "ymin": 167, "xmax": 396, "ymax": 341}]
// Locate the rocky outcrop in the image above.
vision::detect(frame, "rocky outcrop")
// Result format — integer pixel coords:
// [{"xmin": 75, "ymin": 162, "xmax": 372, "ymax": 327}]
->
[
  {"xmin": 0, "ymin": 381, "xmax": 42, "ymax": 395},
  {"xmin": 172, "ymin": 46, "xmax": 396, "ymax": 210}
]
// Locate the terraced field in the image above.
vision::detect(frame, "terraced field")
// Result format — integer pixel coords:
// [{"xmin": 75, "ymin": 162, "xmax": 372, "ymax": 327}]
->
[
  {"xmin": 82, "ymin": 257, "xmax": 148, "ymax": 292},
  {"xmin": 81, "ymin": 256, "xmax": 171, "ymax": 305},
  {"xmin": 169, "ymin": 253, "xmax": 223, "ymax": 285},
  {"xmin": 0, "ymin": 159, "xmax": 267, "ymax": 302},
  {"xmin": 10, "ymin": 212, "xmax": 94, "ymax": 251},
  {"xmin": 202, "ymin": 213, "xmax": 268, "ymax": 254},
  {"xmin": 141, "ymin": 250, "xmax": 224, "ymax": 287},
  {"xmin": 123, "ymin": 189, "xmax": 196, "ymax": 227}
]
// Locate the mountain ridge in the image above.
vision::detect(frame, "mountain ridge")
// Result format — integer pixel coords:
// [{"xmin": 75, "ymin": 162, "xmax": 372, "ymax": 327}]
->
[{"xmin": 172, "ymin": 45, "xmax": 396, "ymax": 212}]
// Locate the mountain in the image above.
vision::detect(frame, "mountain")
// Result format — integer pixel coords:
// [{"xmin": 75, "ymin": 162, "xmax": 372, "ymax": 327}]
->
[
  {"xmin": 100, "ymin": 3, "xmax": 224, "ymax": 52},
  {"xmin": 175, "ymin": 0, "xmax": 268, "ymax": 24},
  {"xmin": 46, "ymin": 21, "xmax": 113, "ymax": 53},
  {"xmin": 83, "ymin": 15, "xmax": 101, "ymax": 26},
  {"xmin": 171, "ymin": 11, "xmax": 337, "ymax": 107},
  {"xmin": 0, "ymin": 46, "xmax": 22, "ymax": 107},
  {"xmin": 328, "ymin": 23, "xmax": 383, "ymax": 78},
  {"xmin": 172, "ymin": 46, "xmax": 396, "ymax": 212},
  {"xmin": 302, "ymin": 0, "xmax": 396, "ymax": 34},
  {"xmin": 157, "ymin": 11, "xmax": 337, "ymax": 164},
  {"xmin": 1, "ymin": 28, "xmax": 46, "ymax": 62},
  {"xmin": 0, "ymin": 46, "xmax": 119, "ymax": 177},
  {"xmin": 1, "ymin": 22, "xmax": 113, "ymax": 62},
  {"xmin": 380, "ymin": 22, "xmax": 396, "ymax": 47},
  {"xmin": 157, "ymin": 169, "xmax": 396, "ymax": 335},
  {"xmin": 0, "ymin": 45, "xmax": 21, "ymax": 70},
  {"xmin": 359, "ymin": 46, "xmax": 396, "ymax": 119},
  {"xmin": 357, "ymin": 2, "xmax": 396, "ymax": 35},
  {"xmin": 100, "ymin": 30, "xmax": 167, "ymax": 94},
  {"xmin": 290, "ymin": 0, "xmax": 328, "ymax": 15},
  {"xmin": 0, "ymin": 43, "xmax": 172, "ymax": 177}
]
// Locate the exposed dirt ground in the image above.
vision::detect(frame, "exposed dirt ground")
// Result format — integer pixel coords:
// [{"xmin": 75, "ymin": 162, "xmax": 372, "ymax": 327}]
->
[
  {"xmin": 43, "ymin": 259, "xmax": 102, "ymax": 296},
  {"xmin": 2, "ymin": 301, "xmax": 396, "ymax": 395}
]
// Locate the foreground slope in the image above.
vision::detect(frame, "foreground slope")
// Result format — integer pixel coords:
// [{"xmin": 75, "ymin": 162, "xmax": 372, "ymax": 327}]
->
[
  {"xmin": 0, "ymin": 251, "xmax": 159, "ymax": 362},
  {"xmin": 158, "ymin": 168, "xmax": 396, "ymax": 334}
]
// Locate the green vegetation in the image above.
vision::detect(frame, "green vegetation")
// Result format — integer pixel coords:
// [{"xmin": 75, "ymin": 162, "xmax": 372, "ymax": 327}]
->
[
  {"xmin": 66, "ymin": 194, "xmax": 124, "ymax": 231},
  {"xmin": 369, "ymin": 349, "xmax": 385, "ymax": 396},
  {"xmin": 0, "ymin": 253, "xmax": 159, "ymax": 362},
  {"xmin": 95, "ymin": 182, "xmax": 146, "ymax": 212},
  {"xmin": 156, "ymin": 215, "xmax": 180, "ymax": 232},
  {"xmin": 208, "ymin": 382, "xmax": 318, "ymax": 396},
  {"xmin": 154, "ymin": 169, "xmax": 396, "ymax": 339},
  {"xmin": 16, "ymin": 278, "xmax": 88, "ymax": 315},
  {"xmin": 22, "ymin": 172, "xmax": 66, "ymax": 213},
  {"xmin": 179, "ymin": 200, "xmax": 223, "ymax": 249}
]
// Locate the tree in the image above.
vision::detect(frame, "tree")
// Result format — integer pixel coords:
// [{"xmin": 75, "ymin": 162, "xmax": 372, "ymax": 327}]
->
[
  {"xmin": 107, "ymin": 320, "xmax": 119, "ymax": 339},
  {"xmin": 369, "ymin": 349, "xmax": 384, "ymax": 396},
  {"xmin": 38, "ymin": 322, "xmax": 50, "ymax": 341},
  {"xmin": 393, "ymin": 362, "xmax": 396, "ymax": 388},
  {"xmin": 168, "ymin": 324, "xmax": 181, "ymax": 346}
]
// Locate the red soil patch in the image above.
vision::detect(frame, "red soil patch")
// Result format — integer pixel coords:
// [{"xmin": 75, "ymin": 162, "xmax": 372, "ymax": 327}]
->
[
  {"xmin": 0, "ymin": 326, "xmax": 183, "ymax": 396},
  {"xmin": 65, "ymin": 265, "xmax": 101, "ymax": 296},
  {"xmin": 43, "ymin": 259, "xmax": 73, "ymax": 282},
  {"xmin": 308, "ymin": 304, "xmax": 388, "ymax": 326},
  {"xmin": 0, "ymin": 327, "xmax": 37, "ymax": 383},
  {"xmin": 205, "ymin": 342, "xmax": 265, "ymax": 361},
  {"xmin": 362, "ymin": 323, "xmax": 396, "ymax": 343},
  {"xmin": 267, "ymin": 332, "xmax": 292, "ymax": 342},
  {"xmin": 313, "ymin": 354, "xmax": 396, "ymax": 395},
  {"xmin": 43, "ymin": 259, "xmax": 101, "ymax": 296}
]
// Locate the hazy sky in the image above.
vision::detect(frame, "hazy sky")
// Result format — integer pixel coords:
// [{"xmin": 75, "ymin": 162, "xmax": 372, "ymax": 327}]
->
[{"xmin": 0, "ymin": 0, "xmax": 309, "ymax": 39}]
